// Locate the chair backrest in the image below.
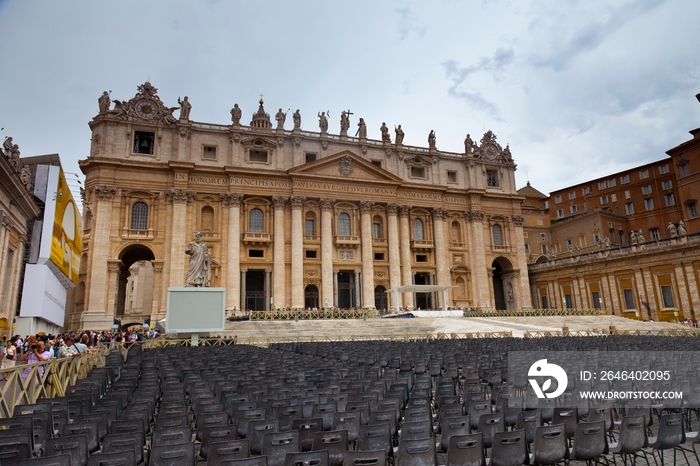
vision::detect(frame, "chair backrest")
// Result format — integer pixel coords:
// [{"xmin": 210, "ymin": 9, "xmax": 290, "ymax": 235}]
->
[
  {"xmin": 357, "ymin": 423, "xmax": 392, "ymax": 457},
  {"xmin": 313, "ymin": 403, "xmax": 338, "ymax": 431},
  {"xmin": 552, "ymin": 407, "xmax": 578, "ymax": 439},
  {"xmin": 153, "ymin": 426, "xmax": 192, "ymax": 447},
  {"xmin": 285, "ymin": 449, "xmax": 329, "ymax": 466},
  {"xmin": 248, "ymin": 419, "xmax": 279, "ymax": 455},
  {"xmin": 292, "ymin": 418, "xmax": 323, "ymax": 452},
  {"xmin": 445, "ymin": 433, "xmax": 484, "ymax": 466},
  {"xmin": 0, "ymin": 431, "xmax": 32, "ymax": 465},
  {"xmin": 216, "ymin": 457, "xmax": 268, "ymax": 466},
  {"xmin": 262, "ymin": 430, "xmax": 301, "ymax": 466},
  {"xmin": 207, "ymin": 439, "xmax": 251, "ymax": 465},
  {"xmin": 439, "ymin": 416, "xmax": 470, "ymax": 453},
  {"xmin": 477, "ymin": 412, "xmax": 504, "ymax": 448},
  {"xmin": 468, "ymin": 402, "xmax": 491, "ymax": 430},
  {"xmin": 333, "ymin": 412, "xmax": 361, "ymax": 443},
  {"xmin": 514, "ymin": 409, "xmax": 541, "ymax": 445},
  {"xmin": 150, "ymin": 441, "xmax": 195, "ymax": 466},
  {"xmin": 342, "ymin": 450, "xmax": 387, "ymax": 466},
  {"xmin": 654, "ymin": 413, "xmax": 685, "ymax": 450},
  {"xmin": 586, "ymin": 404, "xmax": 613, "ymax": 433},
  {"xmin": 616, "ymin": 415, "xmax": 648, "ymax": 454},
  {"xmin": 532, "ymin": 424, "xmax": 568, "ymax": 465},
  {"xmin": 490, "ymin": 429, "xmax": 527, "ymax": 466},
  {"xmin": 570, "ymin": 421, "xmax": 608, "ymax": 461},
  {"xmin": 400, "ymin": 420, "xmax": 432, "ymax": 441},
  {"xmin": 19, "ymin": 455, "xmax": 71, "ymax": 466},
  {"xmin": 62, "ymin": 420, "xmax": 100, "ymax": 454},
  {"xmin": 403, "ymin": 407, "xmax": 431, "ymax": 426},
  {"xmin": 312, "ymin": 429, "xmax": 348, "ymax": 466},
  {"xmin": 396, "ymin": 437, "xmax": 437, "ymax": 466},
  {"xmin": 86, "ymin": 450, "xmax": 136, "ymax": 466},
  {"xmin": 368, "ymin": 411, "xmax": 397, "ymax": 438},
  {"xmin": 101, "ymin": 432, "xmax": 144, "ymax": 465},
  {"xmin": 74, "ymin": 413, "xmax": 108, "ymax": 442},
  {"xmin": 45, "ymin": 434, "xmax": 89, "ymax": 466}
]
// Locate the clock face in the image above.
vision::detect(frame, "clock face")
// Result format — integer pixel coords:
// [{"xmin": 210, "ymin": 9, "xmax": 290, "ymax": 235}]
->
[
  {"xmin": 484, "ymin": 144, "xmax": 498, "ymax": 159},
  {"xmin": 136, "ymin": 100, "xmax": 157, "ymax": 119}
]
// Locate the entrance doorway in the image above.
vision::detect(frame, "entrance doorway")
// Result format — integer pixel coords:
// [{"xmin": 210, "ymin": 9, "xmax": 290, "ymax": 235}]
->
[
  {"xmin": 245, "ymin": 270, "xmax": 266, "ymax": 310},
  {"xmin": 337, "ymin": 271, "xmax": 356, "ymax": 309},
  {"xmin": 374, "ymin": 285, "xmax": 387, "ymax": 311},
  {"xmin": 305, "ymin": 284, "xmax": 319, "ymax": 309},
  {"xmin": 491, "ymin": 257, "xmax": 513, "ymax": 310},
  {"xmin": 116, "ymin": 245, "xmax": 156, "ymax": 319},
  {"xmin": 414, "ymin": 273, "xmax": 432, "ymax": 309}
]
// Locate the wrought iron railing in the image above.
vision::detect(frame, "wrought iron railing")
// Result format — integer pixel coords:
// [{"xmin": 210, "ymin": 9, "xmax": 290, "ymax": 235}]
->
[
  {"xmin": 249, "ymin": 309, "xmax": 374, "ymax": 320},
  {"xmin": 463, "ymin": 308, "xmax": 611, "ymax": 317}
]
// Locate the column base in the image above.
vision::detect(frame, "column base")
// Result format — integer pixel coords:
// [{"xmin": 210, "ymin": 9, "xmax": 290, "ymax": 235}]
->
[{"xmin": 80, "ymin": 312, "xmax": 115, "ymax": 331}]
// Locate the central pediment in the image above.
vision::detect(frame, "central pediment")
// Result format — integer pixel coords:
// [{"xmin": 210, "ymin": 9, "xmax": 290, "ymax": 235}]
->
[{"xmin": 288, "ymin": 151, "xmax": 402, "ymax": 185}]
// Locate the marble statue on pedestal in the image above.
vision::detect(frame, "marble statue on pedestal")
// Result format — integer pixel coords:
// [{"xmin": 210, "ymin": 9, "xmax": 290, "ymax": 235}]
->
[{"xmin": 185, "ymin": 232, "xmax": 211, "ymax": 287}]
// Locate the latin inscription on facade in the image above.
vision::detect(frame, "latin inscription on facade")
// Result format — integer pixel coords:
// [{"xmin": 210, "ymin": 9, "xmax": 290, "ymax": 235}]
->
[
  {"xmin": 293, "ymin": 181, "xmax": 394, "ymax": 195},
  {"xmin": 396, "ymin": 192, "xmax": 443, "ymax": 200}
]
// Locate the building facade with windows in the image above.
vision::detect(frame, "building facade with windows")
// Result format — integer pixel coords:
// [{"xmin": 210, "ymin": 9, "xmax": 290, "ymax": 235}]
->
[{"xmin": 75, "ymin": 82, "xmax": 531, "ymax": 329}]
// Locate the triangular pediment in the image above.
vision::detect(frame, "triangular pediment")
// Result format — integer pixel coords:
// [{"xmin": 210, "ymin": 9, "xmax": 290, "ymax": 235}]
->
[{"xmin": 288, "ymin": 151, "xmax": 402, "ymax": 185}]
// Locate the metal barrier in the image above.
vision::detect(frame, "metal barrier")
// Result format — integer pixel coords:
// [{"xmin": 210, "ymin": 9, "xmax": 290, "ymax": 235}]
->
[
  {"xmin": 249, "ymin": 309, "xmax": 375, "ymax": 320},
  {"xmin": 523, "ymin": 328, "xmax": 700, "ymax": 338},
  {"xmin": 0, "ymin": 343, "xmax": 118, "ymax": 418},
  {"xmin": 463, "ymin": 308, "xmax": 610, "ymax": 317}
]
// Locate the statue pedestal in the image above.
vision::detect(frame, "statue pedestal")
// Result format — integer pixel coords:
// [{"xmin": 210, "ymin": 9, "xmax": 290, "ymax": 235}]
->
[{"xmin": 166, "ymin": 287, "xmax": 226, "ymax": 338}]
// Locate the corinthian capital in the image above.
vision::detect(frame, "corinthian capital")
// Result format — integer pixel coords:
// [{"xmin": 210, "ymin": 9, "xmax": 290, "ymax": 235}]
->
[
  {"xmin": 319, "ymin": 198, "xmax": 335, "ymax": 212},
  {"xmin": 290, "ymin": 196, "xmax": 306, "ymax": 209},
  {"xmin": 511, "ymin": 215, "xmax": 525, "ymax": 226},
  {"xmin": 95, "ymin": 185, "xmax": 117, "ymax": 200},
  {"xmin": 220, "ymin": 192, "xmax": 244, "ymax": 207},
  {"xmin": 166, "ymin": 189, "xmax": 196, "ymax": 204},
  {"xmin": 432, "ymin": 207, "xmax": 447, "ymax": 220},
  {"xmin": 359, "ymin": 201, "xmax": 374, "ymax": 214},
  {"xmin": 271, "ymin": 196, "xmax": 288, "ymax": 210},
  {"xmin": 386, "ymin": 203, "xmax": 399, "ymax": 215}
]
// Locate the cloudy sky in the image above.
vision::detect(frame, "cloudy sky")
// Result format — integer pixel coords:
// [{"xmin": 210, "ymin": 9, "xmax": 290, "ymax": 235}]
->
[{"xmin": 1, "ymin": 0, "xmax": 699, "ymax": 203}]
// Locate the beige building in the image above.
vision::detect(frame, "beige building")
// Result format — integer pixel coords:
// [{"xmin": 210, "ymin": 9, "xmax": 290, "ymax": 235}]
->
[{"xmin": 75, "ymin": 82, "xmax": 531, "ymax": 329}]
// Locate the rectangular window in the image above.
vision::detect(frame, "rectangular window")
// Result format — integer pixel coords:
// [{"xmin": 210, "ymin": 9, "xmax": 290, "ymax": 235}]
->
[
  {"xmin": 679, "ymin": 163, "xmax": 689, "ymax": 177},
  {"xmin": 556, "ymin": 209, "xmax": 564, "ymax": 218},
  {"xmin": 641, "ymin": 185, "xmax": 652, "ymax": 195},
  {"xmin": 374, "ymin": 252, "xmax": 385, "ymax": 261},
  {"xmin": 202, "ymin": 145, "xmax": 217, "ymax": 160},
  {"xmin": 570, "ymin": 205, "xmax": 578, "ymax": 213},
  {"xmin": 554, "ymin": 195, "xmax": 562, "ymax": 204},
  {"xmin": 539, "ymin": 233, "xmax": 547, "ymax": 239},
  {"xmin": 620, "ymin": 233, "xmax": 625, "ymax": 245},
  {"xmin": 486, "ymin": 170, "xmax": 499, "ymax": 187},
  {"xmin": 544, "ymin": 200, "xmax": 549, "ymax": 209},
  {"xmin": 639, "ymin": 170, "xmax": 649, "ymax": 180},
  {"xmin": 564, "ymin": 294, "xmax": 573, "ymax": 309},
  {"xmin": 592, "ymin": 291, "xmax": 601, "ymax": 309},
  {"xmin": 620, "ymin": 175, "xmax": 630, "ymax": 184},
  {"xmin": 541, "ymin": 295, "xmax": 548, "ymax": 309},
  {"xmin": 658, "ymin": 164, "xmax": 670, "ymax": 174},
  {"xmin": 664, "ymin": 194, "xmax": 675, "ymax": 206},
  {"xmin": 249, "ymin": 249, "xmax": 264, "ymax": 258},
  {"xmin": 133, "ymin": 131, "xmax": 155, "ymax": 155},
  {"xmin": 661, "ymin": 285, "xmax": 675, "ymax": 308},
  {"xmin": 524, "ymin": 244, "xmax": 530, "ymax": 254},
  {"xmin": 644, "ymin": 198, "xmax": 654, "ymax": 210},
  {"xmin": 593, "ymin": 234, "xmax": 600, "ymax": 243},
  {"xmin": 598, "ymin": 181, "xmax": 607, "ymax": 190},
  {"xmin": 600, "ymin": 196, "xmax": 609, "ymax": 204},
  {"xmin": 447, "ymin": 171, "xmax": 457, "ymax": 183},
  {"xmin": 689, "ymin": 203, "xmax": 698, "ymax": 218},
  {"xmin": 249, "ymin": 149, "xmax": 268, "ymax": 163},
  {"xmin": 411, "ymin": 166, "xmax": 426, "ymax": 178},
  {"xmin": 611, "ymin": 193, "xmax": 617, "ymax": 202},
  {"xmin": 305, "ymin": 250, "xmax": 318, "ymax": 259},
  {"xmin": 565, "ymin": 239, "xmax": 572, "ymax": 249},
  {"xmin": 624, "ymin": 190, "xmax": 631, "ymax": 199},
  {"xmin": 372, "ymin": 223, "xmax": 381, "ymax": 239},
  {"xmin": 623, "ymin": 289, "xmax": 635, "ymax": 310},
  {"xmin": 568, "ymin": 192, "xmax": 576, "ymax": 200},
  {"xmin": 625, "ymin": 203, "xmax": 634, "ymax": 215},
  {"xmin": 608, "ymin": 179, "xmax": 616, "ymax": 188},
  {"xmin": 541, "ymin": 244, "xmax": 548, "ymax": 254},
  {"xmin": 305, "ymin": 219, "xmax": 315, "ymax": 236},
  {"xmin": 537, "ymin": 220, "xmax": 543, "ymax": 226},
  {"xmin": 371, "ymin": 160, "xmax": 382, "ymax": 168},
  {"xmin": 662, "ymin": 180, "xmax": 673, "ymax": 190},
  {"xmin": 305, "ymin": 152, "xmax": 317, "ymax": 163},
  {"xmin": 650, "ymin": 228, "xmax": 659, "ymax": 241},
  {"xmin": 415, "ymin": 254, "xmax": 428, "ymax": 262},
  {"xmin": 582, "ymin": 187, "xmax": 590, "ymax": 195}
]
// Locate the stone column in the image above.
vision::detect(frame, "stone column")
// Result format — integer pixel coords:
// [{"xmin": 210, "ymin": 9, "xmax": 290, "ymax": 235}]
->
[
  {"xmin": 167, "ymin": 189, "xmax": 196, "ymax": 287},
  {"xmin": 674, "ymin": 263, "xmax": 692, "ymax": 320},
  {"xmin": 467, "ymin": 210, "xmax": 490, "ymax": 309},
  {"xmin": 272, "ymin": 197, "xmax": 287, "ymax": 309},
  {"xmin": 360, "ymin": 201, "xmax": 375, "ymax": 309},
  {"xmin": 151, "ymin": 260, "xmax": 164, "ymax": 319},
  {"xmin": 684, "ymin": 263, "xmax": 700, "ymax": 317},
  {"xmin": 240, "ymin": 269, "xmax": 247, "ymax": 310},
  {"xmin": 290, "ymin": 196, "xmax": 306, "ymax": 309},
  {"xmin": 333, "ymin": 269, "xmax": 339, "ymax": 307},
  {"xmin": 432, "ymin": 208, "xmax": 449, "ymax": 308},
  {"xmin": 106, "ymin": 260, "xmax": 122, "ymax": 316},
  {"xmin": 399, "ymin": 206, "xmax": 413, "ymax": 309},
  {"xmin": 320, "ymin": 199, "xmax": 335, "ymax": 309},
  {"xmin": 87, "ymin": 185, "xmax": 117, "ymax": 316},
  {"xmin": 386, "ymin": 204, "xmax": 401, "ymax": 310},
  {"xmin": 635, "ymin": 269, "xmax": 651, "ymax": 319},
  {"xmin": 511, "ymin": 215, "xmax": 533, "ymax": 309},
  {"xmin": 265, "ymin": 269, "xmax": 272, "ymax": 311},
  {"xmin": 354, "ymin": 269, "xmax": 361, "ymax": 308},
  {"xmin": 601, "ymin": 273, "xmax": 618, "ymax": 314},
  {"xmin": 221, "ymin": 193, "xmax": 244, "ymax": 312}
]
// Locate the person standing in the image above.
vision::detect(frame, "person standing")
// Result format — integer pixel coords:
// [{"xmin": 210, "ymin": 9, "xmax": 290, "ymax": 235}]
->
[
  {"xmin": 1, "ymin": 341, "xmax": 16, "ymax": 380},
  {"xmin": 21, "ymin": 340, "xmax": 52, "ymax": 379}
]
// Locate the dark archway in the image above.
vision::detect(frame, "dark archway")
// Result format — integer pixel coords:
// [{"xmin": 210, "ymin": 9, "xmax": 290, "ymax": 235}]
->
[
  {"xmin": 305, "ymin": 284, "xmax": 319, "ymax": 309},
  {"xmin": 337, "ymin": 271, "xmax": 356, "ymax": 309},
  {"xmin": 116, "ymin": 244, "xmax": 155, "ymax": 317},
  {"xmin": 245, "ymin": 270, "xmax": 266, "ymax": 310},
  {"xmin": 374, "ymin": 285, "xmax": 387, "ymax": 311},
  {"xmin": 491, "ymin": 257, "xmax": 513, "ymax": 310},
  {"xmin": 413, "ymin": 273, "xmax": 432, "ymax": 309}
]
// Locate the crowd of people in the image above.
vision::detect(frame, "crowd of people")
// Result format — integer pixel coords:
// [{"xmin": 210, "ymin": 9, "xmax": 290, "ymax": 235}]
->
[{"xmin": 0, "ymin": 328, "xmax": 161, "ymax": 380}]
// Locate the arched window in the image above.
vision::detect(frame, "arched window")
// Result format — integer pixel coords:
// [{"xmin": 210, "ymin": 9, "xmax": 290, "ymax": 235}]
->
[
  {"xmin": 492, "ymin": 224, "xmax": 503, "ymax": 246},
  {"xmin": 413, "ymin": 218, "xmax": 424, "ymax": 240},
  {"xmin": 131, "ymin": 202, "xmax": 148, "ymax": 230},
  {"xmin": 201, "ymin": 206, "xmax": 214, "ymax": 233},
  {"xmin": 249, "ymin": 208, "xmax": 264, "ymax": 232},
  {"xmin": 338, "ymin": 212, "xmax": 351, "ymax": 236}
]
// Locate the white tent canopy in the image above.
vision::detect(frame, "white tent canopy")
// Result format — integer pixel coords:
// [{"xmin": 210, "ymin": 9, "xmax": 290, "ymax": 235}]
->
[{"xmin": 386, "ymin": 285, "xmax": 456, "ymax": 312}]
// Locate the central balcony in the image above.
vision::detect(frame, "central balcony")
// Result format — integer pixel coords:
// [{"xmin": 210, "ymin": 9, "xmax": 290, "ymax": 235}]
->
[
  {"xmin": 243, "ymin": 232, "xmax": 272, "ymax": 245},
  {"xmin": 334, "ymin": 235, "xmax": 360, "ymax": 246},
  {"xmin": 411, "ymin": 240, "xmax": 434, "ymax": 250}
]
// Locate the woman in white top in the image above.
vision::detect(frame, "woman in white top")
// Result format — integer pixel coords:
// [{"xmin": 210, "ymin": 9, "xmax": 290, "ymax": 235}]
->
[{"xmin": 1, "ymin": 343, "xmax": 16, "ymax": 380}]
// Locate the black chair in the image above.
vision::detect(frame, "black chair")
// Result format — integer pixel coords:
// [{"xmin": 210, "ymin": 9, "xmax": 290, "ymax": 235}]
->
[
  {"xmin": 608, "ymin": 415, "xmax": 651, "ymax": 466},
  {"xmin": 439, "ymin": 416, "xmax": 470, "ymax": 453},
  {"xmin": 44, "ymin": 435, "xmax": 89, "ymax": 466},
  {"xmin": 284, "ymin": 450, "xmax": 329, "ymax": 466},
  {"xmin": 19, "ymin": 456, "xmax": 71, "ymax": 466},
  {"xmin": 293, "ymin": 418, "xmax": 324, "ymax": 452},
  {"xmin": 357, "ymin": 424, "xmax": 392, "ymax": 460},
  {"xmin": 0, "ymin": 433, "xmax": 32, "ymax": 466},
  {"xmin": 468, "ymin": 401, "xmax": 491, "ymax": 431},
  {"xmin": 207, "ymin": 440, "xmax": 251, "ymax": 465},
  {"xmin": 490, "ymin": 429, "xmax": 528, "ymax": 466},
  {"xmin": 152, "ymin": 425, "xmax": 192, "ymax": 446},
  {"xmin": 530, "ymin": 423, "xmax": 568, "ymax": 466},
  {"xmin": 312, "ymin": 429, "xmax": 348, "ymax": 466},
  {"xmin": 396, "ymin": 437, "xmax": 437, "ymax": 466},
  {"xmin": 647, "ymin": 413, "xmax": 688, "ymax": 465},
  {"xmin": 248, "ymin": 419, "xmax": 279, "ymax": 455},
  {"xmin": 86, "ymin": 450, "xmax": 136, "ymax": 466},
  {"xmin": 62, "ymin": 421, "xmax": 100, "ymax": 454},
  {"xmin": 261, "ymin": 431, "xmax": 301, "ymax": 466},
  {"xmin": 515, "ymin": 409, "xmax": 542, "ymax": 447},
  {"xmin": 400, "ymin": 420, "xmax": 432, "ymax": 441},
  {"xmin": 149, "ymin": 441, "xmax": 195, "ymax": 466},
  {"xmin": 101, "ymin": 432, "xmax": 145, "ymax": 465},
  {"xmin": 199, "ymin": 425, "xmax": 239, "ymax": 460},
  {"xmin": 445, "ymin": 433, "xmax": 485, "ymax": 466},
  {"xmin": 568, "ymin": 421, "xmax": 609, "ymax": 466},
  {"xmin": 342, "ymin": 450, "xmax": 386, "ymax": 466},
  {"xmin": 552, "ymin": 407, "xmax": 578, "ymax": 443},
  {"xmin": 333, "ymin": 412, "xmax": 361, "ymax": 444},
  {"xmin": 477, "ymin": 412, "xmax": 504, "ymax": 450},
  {"xmin": 213, "ymin": 457, "xmax": 267, "ymax": 466}
]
